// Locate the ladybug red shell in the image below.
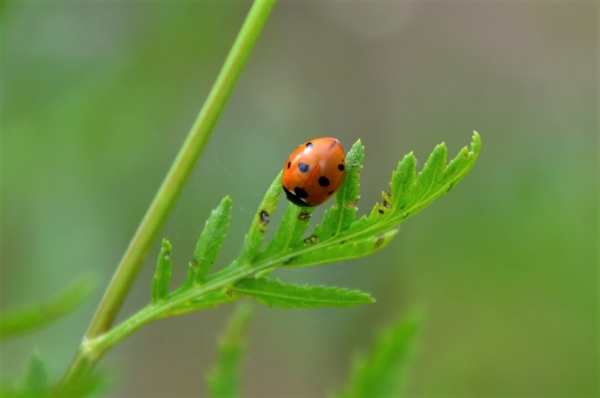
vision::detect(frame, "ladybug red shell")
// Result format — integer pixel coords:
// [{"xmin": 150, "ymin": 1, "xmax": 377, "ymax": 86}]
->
[{"xmin": 282, "ymin": 137, "xmax": 346, "ymax": 207}]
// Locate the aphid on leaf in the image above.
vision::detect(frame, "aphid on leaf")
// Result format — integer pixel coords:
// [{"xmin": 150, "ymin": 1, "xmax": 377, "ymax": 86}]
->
[{"xmin": 282, "ymin": 137, "xmax": 346, "ymax": 207}]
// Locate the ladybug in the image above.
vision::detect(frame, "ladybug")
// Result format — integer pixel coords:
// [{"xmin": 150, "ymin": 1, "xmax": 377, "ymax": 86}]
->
[{"xmin": 282, "ymin": 137, "xmax": 346, "ymax": 207}]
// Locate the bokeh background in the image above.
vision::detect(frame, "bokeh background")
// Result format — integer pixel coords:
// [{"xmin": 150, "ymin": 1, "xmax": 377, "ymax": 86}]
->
[{"xmin": 1, "ymin": 1, "xmax": 597, "ymax": 397}]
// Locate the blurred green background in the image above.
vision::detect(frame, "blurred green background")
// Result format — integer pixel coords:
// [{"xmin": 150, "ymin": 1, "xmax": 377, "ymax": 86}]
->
[{"xmin": 1, "ymin": 1, "xmax": 597, "ymax": 397}]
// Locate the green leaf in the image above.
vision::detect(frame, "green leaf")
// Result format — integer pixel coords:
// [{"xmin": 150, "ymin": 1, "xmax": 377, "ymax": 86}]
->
[
  {"xmin": 206, "ymin": 304, "xmax": 253, "ymax": 398},
  {"xmin": 234, "ymin": 172, "xmax": 282, "ymax": 267},
  {"xmin": 87, "ymin": 135, "xmax": 480, "ymax": 359},
  {"xmin": 151, "ymin": 239, "xmax": 172, "ymax": 303},
  {"xmin": 186, "ymin": 196, "xmax": 232, "ymax": 285},
  {"xmin": 20, "ymin": 354, "xmax": 48, "ymax": 394},
  {"xmin": 336, "ymin": 312, "xmax": 423, "ymax": 398},
  {"xmin": 232, "ymin": 278, "xmax": 374, "ymax": 308},
  {"xmin": 0, "ymin": 277, "xmax": 94, "ymax": 341},
  {"xmin": 312, "ymin": 140, "xmax": 364, "ymax": 241},
  {"xmin": 364, "ymin": 132, "xmax": 480, "ymax": 233},
  {"xmin": 290, "ymin": 132, "xmax": 481, "ymax": 266},
  {"xmin": 3, "ymin": 353, "xmax": 110, "ymax": 398},
  {"xmin": 260, "ymin": 205, "xmax": 315, "ymax": 257},
  {"xmin": 285, "ymin": 229, "xmax": 398, "ymax": 267}
]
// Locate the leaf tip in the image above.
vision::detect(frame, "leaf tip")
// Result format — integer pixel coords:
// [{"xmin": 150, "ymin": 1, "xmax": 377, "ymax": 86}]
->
[
  {"xmin": 403, "ymin": 151, "xmax": 416, "ymax": 163},
  {"xmin": 347, "ymin": 139, "xmax": 366, "ymax": 162},
  {"xmin": 220, "ymin": 195, "xmax": 233, "ymax": 210},
  {"xmin": 434, "ymin": 142, "xmax": 448, "ymax": 154},
  {"xmin": 471, "ymin": 131, "xmax": 482, "ymax": 153}
]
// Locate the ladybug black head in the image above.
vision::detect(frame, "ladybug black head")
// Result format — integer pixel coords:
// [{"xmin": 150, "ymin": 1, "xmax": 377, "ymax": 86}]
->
[{"xmin": 282, "ymin": 186, "xmax": 313, "ymax": 207}]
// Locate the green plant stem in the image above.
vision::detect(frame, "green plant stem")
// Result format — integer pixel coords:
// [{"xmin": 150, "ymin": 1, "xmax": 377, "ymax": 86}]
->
[
  {"xmin": 59, "ymin": 0, "xmax": 277, "ymax": 388},
  {"xmin": 84, "ymin": 255, "xmax": 312, "ymax": 355}
]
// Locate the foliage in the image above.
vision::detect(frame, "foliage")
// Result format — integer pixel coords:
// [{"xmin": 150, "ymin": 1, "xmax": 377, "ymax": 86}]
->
[
  {"xmin": 0, "ymin": 278, "xmax": 94, "ymax": 341},
  {"xmin": 0, "ymin": 354, "xmax": 109, "ymax": 398},
  {"xmin": 204, "ymin": 309, "xmax": 423, "ymax": 398},
  {"xmin": 334, "ymin": 312, "xmax": 423, "ymax": 398},
  {"xmin": 231, "ymin": 278, "xmax": 374, "ymax": 308},
  {"xmin": 79, "ymin": 132, "xmax": 480, "ymax": 361},
  {"xmin": 0, "ymin": 280, "xmax": 108, "ymax": 397},
  {"xmin": 206, "ymin": 304, "xmax": 253, "ymax": 398},
  {"xmin": 153, "ymin": 132, "xmax": 481, "ymax": 313}
]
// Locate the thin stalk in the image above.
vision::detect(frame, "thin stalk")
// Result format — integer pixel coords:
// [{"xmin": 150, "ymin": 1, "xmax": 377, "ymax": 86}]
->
[{"xmin": 60, "ymin": 0, "xmax": 277, "ymax": 388}]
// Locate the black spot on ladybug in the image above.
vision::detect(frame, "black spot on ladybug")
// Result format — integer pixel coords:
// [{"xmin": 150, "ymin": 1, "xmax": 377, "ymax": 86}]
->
[
  {"xmin": 327, "ymin": 190, "xmax": 334, "ymax": 196},
  {"xmin": 259, "ymin": 210, "xmax": 270, "ymax": 225},
  {"xmin": 294, "ymin": 187, "xmax": 308, "ymax": 198},
  {"xmin": 378, "ymin": 209, "xmax": 385, "ymax": 215},
  {"xmin": 298, "ymin": 163, "xmax": 309, "ymax": 173},
  {"xmin": 318, "ymin": 176, "xmax": 330, "ymax": 187},
  {"xmin": 287, "ymin": 162, "xmax": 291, "ymax": 169},
  {"xmin": 306, "ymin": 142, "xmax": 313, "ymax": 148},
  {"xmin": 338, "ymin": 164, "xmax": 345, "ymax": 171},
  {"xmin": 374, "ymin": 235, "xmax": 385, "ymax": 249}
]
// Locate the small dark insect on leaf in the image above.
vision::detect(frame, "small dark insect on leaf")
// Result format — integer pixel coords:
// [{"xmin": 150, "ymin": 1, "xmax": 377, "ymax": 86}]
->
[
  {"xmin": 345, "ymin": 199, "xmax": 359, "ymax": 210},
  {"xmin": 303, "ymin": 235, "xmax": 319, "ymax": 246},
  {"xmin": 259, "ymin": 210, "xmax": 270, "ymax": 226},
  {"xmin": 298, "ymin": 212, "xmax": 311, "ymax": 221},
  {"xmin": 374, "ymin": 235, "xmax": 385, "ymax": 249}
]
